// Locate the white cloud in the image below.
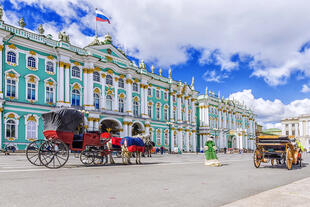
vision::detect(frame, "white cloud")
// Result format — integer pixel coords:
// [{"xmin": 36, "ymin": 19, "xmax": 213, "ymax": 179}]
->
[
  {"xmin": 301, "ymin": 84, "xmax": 310, "ymax": 93},
  {"xmin": 6, "ymin": 0, "xmax": 310, "ymax": 83},
  {"xmin": 199, "ymin": 50, "xmax": 238, "ymax": 71},
  {"xmin": 229, "ymin": 89, "xmax": 310, "ymax": 128},
  {"xmin": 202, "ymin": 70, "xmax": 227, "ymax": 83}
]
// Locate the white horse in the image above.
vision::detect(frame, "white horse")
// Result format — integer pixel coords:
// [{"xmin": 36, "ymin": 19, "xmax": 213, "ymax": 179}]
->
[{"xmin": 121, "ymin": 133, "xmax": 149, "ymax": 164}]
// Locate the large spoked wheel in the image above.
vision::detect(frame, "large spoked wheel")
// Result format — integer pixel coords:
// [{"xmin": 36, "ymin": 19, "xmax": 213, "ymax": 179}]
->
[
  {"xmin": 39, "ymin": 139, "xmax": 69, "ymax": 169},
  {"xmin": 286, "ymin": 148, "xmax": 293, "ymax": 170},
  {"xmin": 80, "ymin": 150, "xmax": 94, "ymax": 166},
  {"xmin": 26, "ymin": 140, "xmax": 45, "ymax": 166},
  {"xmin": 254, "ymin": 149, "xmax": 261, "ymax": 168}
]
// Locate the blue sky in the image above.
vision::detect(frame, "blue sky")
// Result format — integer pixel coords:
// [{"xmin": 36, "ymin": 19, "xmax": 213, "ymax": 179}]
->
[{"xmin": 2, "ymin": 0, "xmax": 310, "ymax": 128}]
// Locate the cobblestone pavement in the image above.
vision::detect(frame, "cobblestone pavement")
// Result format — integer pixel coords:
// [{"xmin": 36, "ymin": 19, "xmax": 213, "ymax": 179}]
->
[{"xmin": 0, "ymin": 152, "xmax": 309, "ymax": 207}]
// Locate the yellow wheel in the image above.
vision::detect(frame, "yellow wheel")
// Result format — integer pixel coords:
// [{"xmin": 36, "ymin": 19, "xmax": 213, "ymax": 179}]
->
[
  {"xmin": 286, "ymin": 149, "xmax": 293, "ymax": 170},
  {"xmin": 254, "ymin": 149, "xmax": 261, "ymax": 168}
]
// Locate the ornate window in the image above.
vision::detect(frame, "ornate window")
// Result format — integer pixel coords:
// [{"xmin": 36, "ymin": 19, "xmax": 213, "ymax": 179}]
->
[
  {"xmin": 46, "ymin": 61, "xmax": 54, "ymax": 73},
  {"xmin": 27, "ymin": 83, "xmax": 36, "ymax": 101},
  {"xmin": 156, "ymin": 90, "xmax": 160, "ymax": 99},
  {"xmin": 156, "ymin": 129, "xmax": 161, "ymax": 146},
  {"xmin": 156, "ymin": 104, "xmax": 161, "ymax": 120},
  {"xmin": 94, "ymin": 93, "xmax": 100, "ymax": 109},
  {"xmin": 133, "ymin": 99, "xmax": 139, "ymax": 117},
  {"xmin": 148, "ymin": 103, "xmax": 152, "ymax": 118},
  {"xmin": 164, "ymin": 92, "xmax": 168, "ymax": 100},
  {"xmin": 173, "ymin": 95, "xmax": 176, "ymax": 102},
  {"xmin": 27, "ymin": 57, "xmax": 36, "ymax": 68},
  {"xmin": 133, "ymin": 83, "xmax": 138, "ymax": 92},
  {"xmin": 148, "ymin": 88, "xmax": 152, "ymax": 96},
  {"xmin": 72, "ymin": 66, "xmax": 81, "ymax": 78},
  {"xmin": 6, "ymin": 120, "xmax": 16, "ymax": 139},
  {"xmin": 7, "ymin": 51, "xmax": 16, "ymax": 63},
  {"xmin": 45, "ymin": 86, "xmax": 54, "ymax": 103},
  {"xmin": 164, "ymin": 130, "xmax": 169, "ymax": 146},
  {"xmin": 6, "ymin": 79, "xmax": 16, "ymax": 98},
  {"xmin": 106, "ymin": 75, "xmax": 113, "ymax": 85},
  {"xmin": 26, "ymin": 121, "xmax": 37, "ymax": 140},
  {"xmin": 164, "ymin": 107, "xmax": 168, "ymax": 121},
  {"xmin": 118, "ymin": 78, "xmax": 124, "ymax": 88},
  {"xmin": 93, "ymin": 72, "xmax": 100, "ymax": 82},
  {"xmin": 106, "ymin": 95, "xmax": 112, "ymax": 110},
  {"xmin": 72, "ymin": 89, "xmax": 81, "ymax": 106},
  {"xmin": 119, "ymin": 97, "xmax": 124, "ymax": 112},
  {"xmin": 173, "ymin": 108, "xmax": 177, "ymax": 121}
]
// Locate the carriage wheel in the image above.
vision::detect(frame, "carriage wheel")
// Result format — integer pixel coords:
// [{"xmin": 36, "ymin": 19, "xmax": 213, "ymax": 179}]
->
[
  {"xmin": 39, "ymin": 139, "xmax": 69, "ymax": 169},
  {"xmin": 26, "ymin": 140, "xmax": 45, "ymax": 166},
  {"xmin": 254, "ymin": 149, "xmax": 261, "ymax": 168},
  {"xmin": 286, "ymin": 148, "xmax": 293, "ymax": 170},
  {"xmin": 93, "ymin": 154, "xmax": 104, "ymax": 166},
  {"xmin": 80, "ymin": 150, "xmax": 94, "ymax": 166}
]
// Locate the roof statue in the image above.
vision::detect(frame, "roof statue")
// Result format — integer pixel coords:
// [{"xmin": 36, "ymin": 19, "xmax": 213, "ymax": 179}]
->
[
  {"xmin": 139, "ymin": 60, "xmax": 146, "ymax": 70},
  {"xmin": 218, "ymin": 91, "xmax": 220, "ymax": 99},
  {"xmin": 151, "ymin": 65, "xmax": 155, "ymax": 73},
  {"xmin": 168, "ymin": 68, "xmax": 172, "ymax": 79},
  {"xmin": 103, "ymin": 33, "xmax": 112, "ymax": 44},
  {"xmin": 0, "ymin": 5, "xmax": 3, "ymax": 20},
  {"xmin": 38, "ymin": 24, "xmax": 44, "ymax": 35},
  {"xmin": 159, "ymin": 68, "xmax": 162, "ymax": 76},
  {"xmin": 18, "ymin": 17, "xmax": 26, "ymax": 29},
  {"xmin": 58, "ymin": 31, "xmax": 70, "ymax": 43},
  {"xmin": 191, "ymin": 76, "xmax": 195, "ymax": 90},
  {"xmin": 205, "ymin": 87, "xmax": 208, "ymax": 96},
  {"xmin": 87, "ymin": 36, "xmax": 101, "ymax": 46}
]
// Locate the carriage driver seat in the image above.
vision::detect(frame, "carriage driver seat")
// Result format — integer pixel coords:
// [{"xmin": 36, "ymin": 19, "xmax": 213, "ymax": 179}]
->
[{"xmin": 72, "ymin": 123, "xmax": 84, "ymax": 149}]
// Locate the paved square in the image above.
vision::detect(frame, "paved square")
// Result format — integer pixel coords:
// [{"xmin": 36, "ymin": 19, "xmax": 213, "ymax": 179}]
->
[{"xmin": 0, "ymin": 153, "xmax": 309, "ymax": 207}]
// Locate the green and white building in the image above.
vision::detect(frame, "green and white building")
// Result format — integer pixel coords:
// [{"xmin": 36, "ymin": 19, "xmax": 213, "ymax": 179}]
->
[{"xmin": 0, "ymin": 7, "xmax": 255, "ymax": 152}]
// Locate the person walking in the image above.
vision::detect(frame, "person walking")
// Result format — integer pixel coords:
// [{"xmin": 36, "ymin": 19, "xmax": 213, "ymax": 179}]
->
[{"xmin": 160, "ymin": 146, "xmax": 164, "ymax": 155}]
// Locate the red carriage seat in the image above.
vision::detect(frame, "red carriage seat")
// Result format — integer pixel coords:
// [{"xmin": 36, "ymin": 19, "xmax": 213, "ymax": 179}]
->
[{"xmin": 100, "ymin": 132, "xmax": 112, "ymax": 139}]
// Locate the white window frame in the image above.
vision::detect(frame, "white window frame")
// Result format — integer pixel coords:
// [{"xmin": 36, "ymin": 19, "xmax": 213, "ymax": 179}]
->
[
  {"xmin": 148, "ymin": 103, "xmax": 153, "ymax": 118},
  {"xmin": 156, "ymin": 103, "xmax": 161, "ymax": 120},
  {"xmin": 106, "ymin": 75, "xmax": 113, "ymax": 86},
  {"xmin": 93, "ymin": 71, "xmax": 100, "ymax": 83},
  {"xmin": 72, "ymin": 89, "xmax": 81, "ymax": 106},
  {"xmin": 4, "ymin": 112, "xmax": 20, "ymax": 141},
  {"xmin": 5, "ymin": 69, "xmax": 20, "ymax": 99},
  {"xmin": 44, "ymin": 78, "xmax": 56, "ymax": 104},
  {"xmin": 133, "ymin": 99, "xmax": 140, "ymax": 117},
  {"xmin": 156, "ymin": 129, "xmax": 162, "ymax": 146},
  {"xmin": 25, "ymin": 52, "xmax": 38, "ymax": 71},
  {"xmin": 133, "ymin": 82, "xmax": 139, "ymax": 92},
  {"xmin": 148, "ymin": 87, "xmax": 152, "ymax": 97},
  {"xmin": 24, "ymin": 114, "xmax": 39, "ymax": 141},
  {"xmin": 118, "ymin": 78, "xmax": 124, "ymax": 88},
  {"xmin": 25, "ymin": 74, "xmax": 40, "ymax": 103},
  {"xmin": 156, "ymin": 89, "xmax": 160, "ymax": 99},
  {"xmin": 71, "ymin": 66, "xmax": 82, "ymax": 80},
  {"xmin": 6, "ymin": 47, "xmax": 19, "ymax": 66},
  {"xmin": 164, "ymin": 92, "xmax": 168, "ymax": 100},
  {"xmin": 164, "ymin": 130, "xmax": 169, "ymax": 146},
  {"xmin": 119, "ymin": 97, "xmax": 124, "ymax": 112},
  {"xmin": 106, "ymin": 95, "xmax": 113, "ymax": 110},
  {"xmin": 45, "ymin": 60, "xmax": 56, "ymax": 75},
  {"xmin": 94, "ymin": 93, "xmax": 100, "ymax": 109}
]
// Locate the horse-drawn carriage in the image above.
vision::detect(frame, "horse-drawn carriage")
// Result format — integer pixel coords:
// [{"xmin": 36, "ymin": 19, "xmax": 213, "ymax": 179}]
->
[
  {"xmin": 26, "ymin": 108, "xmax": 149, "ymax": 169},
  {"xmin": 254, "ymin": 135, "xmax": 303, "ymax": 170}
]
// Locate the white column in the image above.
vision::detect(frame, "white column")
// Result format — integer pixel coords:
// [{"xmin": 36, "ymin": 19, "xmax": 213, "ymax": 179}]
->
[
  {"xmin": 100, "ymin": 73, "xmax": 106, "ymax": 110},
  {"xmin": 128, "ymin": 121, "xmax": 133, "ymax": 137},
  {"xmin": 57, "ymin": 62, "xmax": 65, "ymax": 106},
  {"xmin": 83, "ymin": 70, "xmax": 88, "ymax": 107},
  {"xmin": 200, "ymin": 134, "xmax": 203, "ymax": 151},
  {"xmin": 0, "ymin": 108, "xmax": 2, "ymax": 149},
  {"xmin": 170, "ymin": 129, "xmax": 174, "ymax": 151},
  {"xmin": 88, "ymin": 119, "xmax": 94, "ymax": 131},
  {"xmin": 299, "ymin": 121, "xmax": 303, "ymax": 136},
  {"xmin": 206, "ymin": 106, "xmax": 209, "ymax": 127},
  {"xmin": 219, "ymin": 110, "xmax": 222, "ymax": 129},
  {"xmin": 94, "ymin": 120, "xmax": 99, "ymax": 131},
  {"xmin": 177, "ymin": 129, "xmax": 182, "ymax": 151},
  {"xmin": 144, "ymin": 85, "xmax": 148, "ymax": 118},
  {"xmin": 192, "ymin": 131, "xmax": 196, "ymax": 152},
  {"xmin": 88, "ymin": 71, "xmax": 94, "ymax": 110},
  {"xmin": 185, "ymin": 97, "xmax": 189, "ymax": 122},
  {"xmin": 0, "ymin": 48, "xmax": 3, "ymax": 99},
  {"xmin": 191, "ymin": 99, "xmax": 196, "ymax": 124},
  {"xmin": 288, "ymin": 124, "xmax": 292, "ymax": 136},
  {"xmin": 113, "ymin": 77, "xmax": 119, "ymax": 112},
  {"xmin": 140, "ymin": 84, "xmax": 145, "ymax": 116},
  {"xmin": 170, "ymin": 92, "xmax": 174, "ymax": 122},
  {"xmin": 185, "ymin": 129, "xmax": 189, "ymax": 151},
  {"xmin": 295, "ymin": 124, "xmax": 299, "ymax": 137},
  {"xmin": 126, "ymin": 75, "xmax": 133, "ymax": 116},
  {"xmin": 177, "ymin": 95, "xmax": 182, "ymax": 122},
  {"xmin": 123, "ymin": 123, "xmax": 128, "ymax": 137},
  {"xmin": 228, "ymin": 112, "xmax": 231, "ymax": 129},
  {"xmin": 64, "ymin": 65, "xmax": 70, "ymax": 105},
  {"xmin": 199, "ymin": 106, "xmax": 203, "ymax": 126}
]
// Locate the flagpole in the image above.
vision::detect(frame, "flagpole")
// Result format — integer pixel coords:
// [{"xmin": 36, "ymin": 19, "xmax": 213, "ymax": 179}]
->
[{"xmin": 95, "ymin": 8, "xmax": 98, "ymax": 37}]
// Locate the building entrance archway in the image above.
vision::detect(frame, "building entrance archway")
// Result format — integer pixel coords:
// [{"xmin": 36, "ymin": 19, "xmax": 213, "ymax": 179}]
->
[
  {"xmin": 100, "ymin": 119, "xmax": 122, "ymax": 136},
  {"xmin": 131, "ymin": 122, "xmax": 144, "ymax": 136}
]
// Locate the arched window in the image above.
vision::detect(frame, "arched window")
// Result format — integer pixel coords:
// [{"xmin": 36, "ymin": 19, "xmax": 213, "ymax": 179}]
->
[
  {"xmin": 94, "ymin": 93, "xmax": 100, "ymax": 109},
  {"xmin": 133, "ymin": 83, "xmax": 138, "ymax": 92},
  {"xmin": 93, "ymin": 72, "xmax": 100, "ymax": 82},
  {"xmin": 106, "ymin": 95, "xmax": 112, "ymax": 110},
  {"xmin": 7, "ymin": 51, "xmax": 16, "ymax": 63},
  {"xmin": 156, "ymin": 129, "xmax": 161, "ymax": 146},
  {"xmin": 45, "ymin": 86, "xmax": 54, "ymax": 103},
  {"xmin": 164, "ymin": 92, "xmax": 168, "ymax": 100},
  {"xmin": 46, "ymin": 61, "xmax": 54, "ymax": 73},
  {"xmin": 27, "ymin": 83, "xmax": 36, "ymax": 100},
  {"xmin": 72, "ymin": 89, "xmax": 80, "ymax": 106},
  {"xmin": 26, "ymin": 121, "xmax": 37, "ymax": 140},
  {"xmin": 156, "ymin": 105, "xmax": 160, "ymax": 120},
  {"xmin": 6, "ymin": 120, "xmax": 16, "ymax": 138},
  {"xmin": 106, "ymin": 75, "xmax": 113, "ymax": 85},
  {"xmin": 156, "ymin": 90, "xmax": 160, "ymax": 99},
  {"xmin": 119, "ymin": 98, "xmax": 124, "ymax": 112},
  {"xmin": 148, "ymin": 88, "xmax": 152, "ymax": 96},
  {"xmin": 6, "ymin": 79, "xmax": 16, "ymax": 97},
  {"xmin": 133, "ymin": 100, "xmax": 139, "ymax": 117},
  {"xmin": 164, "ymin": 108, "xmax": 168, "ymax": 121},
  {"xmin": 164, "ymin": 131, "xmax": 169, "ymax": 146},
  {"xmin": 148, "ymin": 103, "xmax": 152, "ymax": 118},
  {"xmin": 72, "ymin": 66, "xmax": 80, "ymax": 78},
  {"xmin": 118, "ymin": 78, "xmax": 124, "ymax": 88},
  {"xmin": 27, "ymin": 57, "xmax": 36, "ymax": 68}
]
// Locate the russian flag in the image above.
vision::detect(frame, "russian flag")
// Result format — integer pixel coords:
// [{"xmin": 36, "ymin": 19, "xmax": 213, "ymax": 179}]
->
[{"xmin": 96, "ymin": 10, "xmax": 110, "ymax": 24}]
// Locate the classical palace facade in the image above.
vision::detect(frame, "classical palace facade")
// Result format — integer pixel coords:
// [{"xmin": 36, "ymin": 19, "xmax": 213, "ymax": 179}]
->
[
  {"xmin": 0, "ymin": 9, "xmax": 256, "ymax": 152},
  {"xmin": 281, "ymin": 115, "xmax": 310, "ymax": 151}
]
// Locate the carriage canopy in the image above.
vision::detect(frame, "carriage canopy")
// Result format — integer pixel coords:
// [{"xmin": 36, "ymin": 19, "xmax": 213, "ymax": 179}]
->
[{"xmin": 42, "ymin": 108, "xmax": 84, "ymax": 132}]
